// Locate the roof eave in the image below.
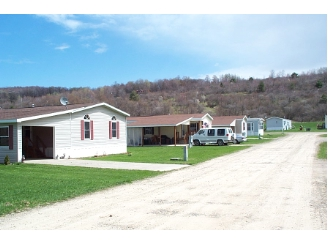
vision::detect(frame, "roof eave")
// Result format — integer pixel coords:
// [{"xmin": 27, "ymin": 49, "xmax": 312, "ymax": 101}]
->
[
  {"xmin": 9, "ymin": 102, "xmax": 130, "ymax": 122},
  {"xmin": 17, "ymin": 110, "xmax": 73, "ymax": 122},
  {"xmin": 73, "ymin": 102, "xmax": 130, "ymax": 117},
  {"xmin": 128, "ymin": 124, "xmax": 182, "ymax": 127}
]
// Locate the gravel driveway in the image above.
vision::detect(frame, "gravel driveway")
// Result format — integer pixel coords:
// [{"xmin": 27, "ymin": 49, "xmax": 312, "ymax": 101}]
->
[{"xmin": 0, "ymin": 132, "xmax": 326, "ymax": 230}]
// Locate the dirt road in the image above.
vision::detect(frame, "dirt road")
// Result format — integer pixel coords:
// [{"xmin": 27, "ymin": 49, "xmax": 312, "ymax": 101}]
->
[{"xmin": 0, "ymin": 132, "xmax": 326, "ymax": 230}]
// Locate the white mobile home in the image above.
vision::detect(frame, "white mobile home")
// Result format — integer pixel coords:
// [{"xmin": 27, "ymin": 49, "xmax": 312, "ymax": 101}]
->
[
  {"xmin": 247, "ymin": 118, "xmax": 264, "ymax": 136},
  {"xmin": 0, "ymin": 102, "xmax": 130, "ymax": 163},
  {"xmin": 266, "ymin": 117, "xmax": 292, "ymax": 131}
]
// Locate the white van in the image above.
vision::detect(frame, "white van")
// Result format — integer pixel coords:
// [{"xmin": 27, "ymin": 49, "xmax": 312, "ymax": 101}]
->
[{"xmin": 192, "ymin": 127, "xmax": 234, "ymax": 146}]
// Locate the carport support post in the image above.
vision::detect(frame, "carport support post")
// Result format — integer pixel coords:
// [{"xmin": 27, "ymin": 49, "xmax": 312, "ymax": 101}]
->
[
  {"xmin": 174, "ymin": 126, "xmax": 177, "ymax": 146},
  {"xmin": 183, "ymin": 145, "xmax": 188, "ymax": 161}
]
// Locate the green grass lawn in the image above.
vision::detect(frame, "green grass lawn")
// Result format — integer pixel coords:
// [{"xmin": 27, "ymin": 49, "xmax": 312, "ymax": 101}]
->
[
  {"xmin": 276, "ymin": 121, "xmax": 327, "ymax": 132},
  {"xmin": 247, "ymin": 132, "xmax": 287, "ymax": 144},
  {"xmin": 86, "ymin": 144, "xmax": 250, "ymax": 165},
  {"xmin": 86, "ymin": 133, "xmax": 287, "ymax": 164},
  {"xmin": 0, "ymin": 164, "xmax": 161, "ymax": 216}
]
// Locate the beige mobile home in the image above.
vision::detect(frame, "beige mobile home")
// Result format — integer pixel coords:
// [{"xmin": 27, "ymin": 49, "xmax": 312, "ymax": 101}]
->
[
  {"xmin": 127, "ymin": 113, "xmax": 213, "ymax": 146},
  {"xmin": 212, "ymin": 115, "xmax": 247, "ymax": 137}
]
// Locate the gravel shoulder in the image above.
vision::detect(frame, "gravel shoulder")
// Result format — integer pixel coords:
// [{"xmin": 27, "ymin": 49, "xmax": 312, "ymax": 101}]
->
[
  {"xmin": 0, "ymin": 132, "xmax": 326, "ymax": 230},
  {"xmin": 23, "ymin": 158, "xmax": 189, "ymax": 171}
]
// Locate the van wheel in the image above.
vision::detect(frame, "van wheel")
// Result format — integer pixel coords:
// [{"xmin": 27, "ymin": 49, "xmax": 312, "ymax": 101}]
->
[
  {"xmin": 217, "ymin": 140, "xmax": 224, "ymax": 146},
  {"xmin": 193, "ymin": 140, "xmax": 200, "ymax": 146}
]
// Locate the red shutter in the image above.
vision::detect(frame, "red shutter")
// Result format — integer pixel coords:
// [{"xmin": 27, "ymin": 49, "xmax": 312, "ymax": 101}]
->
[
  {"xmin": 117, "ymin": 121, "xmax": 120, "ymax": 139},
  {"xmin": 90, "ymin": 120, "xmax": 94, "ymax": 140},
  {"xmin": 81, "ymin": 120, "xmax": 85, "ymax": 140},
  {"xmin": 109, "ymin": 121, "xmax": 112, "ymax": 139},
  {"xmin": 9, "ymin": 125, "xmax": 13, "ymax": 150}
]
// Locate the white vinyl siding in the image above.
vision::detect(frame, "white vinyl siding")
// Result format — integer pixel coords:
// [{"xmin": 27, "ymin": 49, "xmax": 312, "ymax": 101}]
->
[{"xmin": 12, "ymin": 105, "xmax": 127, "ymax": 161}]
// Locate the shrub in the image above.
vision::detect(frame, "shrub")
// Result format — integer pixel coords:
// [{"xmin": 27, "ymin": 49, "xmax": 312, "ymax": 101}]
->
[{"xmin": 4, "ymin": 155, "xmax": 10, "ymax": 165}]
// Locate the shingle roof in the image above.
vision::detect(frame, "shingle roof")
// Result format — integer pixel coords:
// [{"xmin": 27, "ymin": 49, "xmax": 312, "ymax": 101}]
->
[
  {"xmin": 212, "ymin": 115, "xmax": 246, "ymax": 125},
  {"xmin": 0, "ymin": 102, "xmax": 129, "ymax": 122},
  {"xmin": 128, "ymin": 113, "xmax": 211, "ymax": 127}
]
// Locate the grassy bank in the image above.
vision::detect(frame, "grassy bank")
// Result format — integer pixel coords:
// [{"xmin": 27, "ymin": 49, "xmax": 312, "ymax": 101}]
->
[
  {"xmin": 318, "ymin": 142, "xmax": 327, "ymax": 159},
  {"xmin": 318, "ymin": 134, "xmax": 327, "ymax": 159}
]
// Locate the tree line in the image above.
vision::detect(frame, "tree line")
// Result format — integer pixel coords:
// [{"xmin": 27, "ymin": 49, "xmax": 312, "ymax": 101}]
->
[{"xmin": 0, "ymin": 68, "xmax": 326, "ymax": 122}]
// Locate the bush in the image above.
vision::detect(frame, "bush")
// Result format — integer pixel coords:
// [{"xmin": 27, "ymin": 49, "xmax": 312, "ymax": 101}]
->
[{"xmin": 4, "ymin": 155, "xmax": 10, "ymax": 165}]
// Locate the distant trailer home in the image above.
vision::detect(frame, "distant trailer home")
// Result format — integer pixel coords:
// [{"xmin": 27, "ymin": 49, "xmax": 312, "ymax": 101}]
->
[
  {"xmin": 0, "ymin": 102, "xmax": 130, "ymax": 163},
  {"xmin": 266, "ymin": 117, "xmax": 292, "ymax": 131},
  {"xmin": 247, "ymin": 118, "xmax": 264, "ymax": 137}
]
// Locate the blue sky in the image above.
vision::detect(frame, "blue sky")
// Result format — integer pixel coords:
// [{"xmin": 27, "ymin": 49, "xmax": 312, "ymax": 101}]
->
[{"xmin": 0, "ymin": 3, "xmax": 327, "ymax": 88}]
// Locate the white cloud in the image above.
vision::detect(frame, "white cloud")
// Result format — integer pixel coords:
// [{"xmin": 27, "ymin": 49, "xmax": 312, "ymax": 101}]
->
[
  {"xmin": 94, "ymin": 43, "xmax": 107, "ymax": 53},
  {"xmin": 80, "ymin": 33, "xmax": 99, "ymax": 40},
  {"xmin": 101, "ymin": 15, "xmax": 326, "ymax": 63},
  {"xmin": 39, "ymin": 14, "xmax": 326, "ymax": 76},
  {"xmin": 0, "ymin": 59, "xmax": 35, "ymax": 64},
  {"xmin": 55, "ymin": 44, "xmax": 70, "ymax": 50},
  {"xmin": 39, "ymin": 14, "xmax": 83, "ymax": 31},
  {"xmin": 200, "ymin": 65, "xmax": 271, "ymax": 80}
]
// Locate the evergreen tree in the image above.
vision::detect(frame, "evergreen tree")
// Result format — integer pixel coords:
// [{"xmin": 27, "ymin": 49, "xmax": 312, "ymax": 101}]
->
[
  {"xmin": 257, "ymin": 81, "xmax": 265, "ymax": 92},
  {"xmin": 129, "ymin": 90, "xmax": 139, "ymax": 101}
]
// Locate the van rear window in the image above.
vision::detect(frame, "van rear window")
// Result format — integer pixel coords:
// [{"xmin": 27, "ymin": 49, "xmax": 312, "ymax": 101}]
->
[{"xmin": 217, "ymin": 129, "xmax": 225, "ymax": 136}]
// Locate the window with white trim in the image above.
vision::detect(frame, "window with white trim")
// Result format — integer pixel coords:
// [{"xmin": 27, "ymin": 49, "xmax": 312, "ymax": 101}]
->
[
  {"xmin": 247, "ymin": 122, "xmax": 254, "ymax": 131},
  {"xmin": 81, "ymin": 115, "xmax": 93, "ymax": 140},
  {"xmin": 109, "ymin": 120, "xmax": 119, "ymax": 139},
  {"xmin": 259, "ymin": 122, "xmax": 263, "ymax": 129}
]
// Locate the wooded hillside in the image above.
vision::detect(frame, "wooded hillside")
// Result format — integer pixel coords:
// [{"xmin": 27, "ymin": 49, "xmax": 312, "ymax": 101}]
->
[{"xmin": 1, "ymin": 68, "xmax": 326, "ymax": 122}]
